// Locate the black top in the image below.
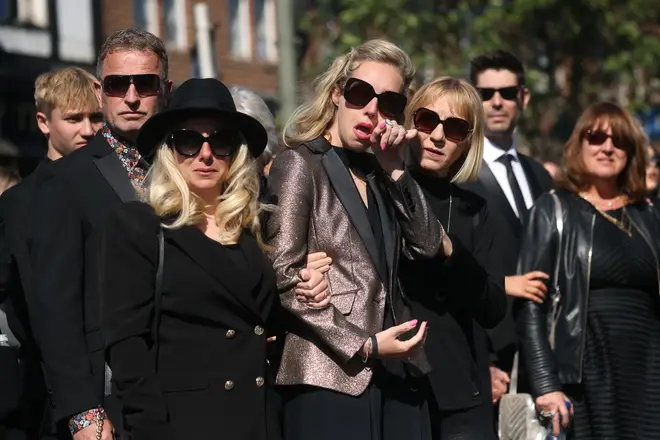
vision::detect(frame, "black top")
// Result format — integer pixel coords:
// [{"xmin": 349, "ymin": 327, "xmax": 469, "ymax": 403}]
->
[
  {"xmin": 590, "ymin": 207, "xmax": 657, "ymax": 291},
  {"xmin": 401, "ymin": 171, "xmax": 507, "ymax": 410},
  {"xmin": 334, "ymin": 147, "xmax": 387, "ymax": 280}
]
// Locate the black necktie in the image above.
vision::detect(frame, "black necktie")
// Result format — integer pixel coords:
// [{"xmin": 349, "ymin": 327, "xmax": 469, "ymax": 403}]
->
[{"xmin": 499, "ymin": 153, "xmax": 528, "ymax": 220}]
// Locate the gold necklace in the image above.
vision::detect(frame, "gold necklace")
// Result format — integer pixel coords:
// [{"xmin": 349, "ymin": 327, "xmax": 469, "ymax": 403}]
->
[{"xmin": 580, "ymin": 193, "xmax": 633, "ymax": 237}]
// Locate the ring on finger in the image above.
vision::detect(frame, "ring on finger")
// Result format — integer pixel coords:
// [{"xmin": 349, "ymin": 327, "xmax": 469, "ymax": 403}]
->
[{"xmin": 385, "ymin": 119, "xmax": 394, "ymax": 127}]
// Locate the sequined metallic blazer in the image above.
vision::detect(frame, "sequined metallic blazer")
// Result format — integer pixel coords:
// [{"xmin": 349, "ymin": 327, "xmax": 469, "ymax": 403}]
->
[{"xmin": 266, "ymin": 137, "xmax": 443, "ymax": 396}]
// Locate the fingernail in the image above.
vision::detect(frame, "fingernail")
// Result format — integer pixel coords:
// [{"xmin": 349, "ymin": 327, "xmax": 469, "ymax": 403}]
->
[
  {"xmin": 409, "ymin": 319, "xmax": 418, "ymax": 327},
  {"xmin": 379, "ymin": 121, "xmax": 386, "ymax": 129}
]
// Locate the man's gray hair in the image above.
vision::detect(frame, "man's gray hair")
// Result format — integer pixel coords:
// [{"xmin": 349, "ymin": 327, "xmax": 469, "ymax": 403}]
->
[
  {"xmin": 97, "ymin": 28, "xmax": 168, "ymax": 79},
  {"xmin": 229, "ymin": 86, "xmax": 279, "ymax": 165}
]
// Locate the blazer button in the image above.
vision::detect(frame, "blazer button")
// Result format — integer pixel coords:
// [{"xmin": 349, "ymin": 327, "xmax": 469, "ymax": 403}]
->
[
  {"xmin": 226, "ymin": 329, "xmax": 236, "ymax": 339},
  {"xmin": 224, "ymin": 380, "xmax": 235, "ymax": 391},
  {"xmin": 473, "ymin": 391, "xmax": 480, "ymax": 397},
  {"xmin": 255, "ymin": 376, "xmax": 265, "ymax": 387},
  {"xmin": 254, "ymin": 325, "xmax": 265, "ymax": 336}
]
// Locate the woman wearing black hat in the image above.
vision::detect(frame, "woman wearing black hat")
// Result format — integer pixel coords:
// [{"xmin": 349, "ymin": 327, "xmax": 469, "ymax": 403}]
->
[{"xmin": 97, "ymin": 78, "xmax": 326, "ymax": 440}]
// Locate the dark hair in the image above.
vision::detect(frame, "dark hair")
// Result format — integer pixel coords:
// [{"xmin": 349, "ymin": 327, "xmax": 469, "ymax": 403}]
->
[
  {"xmin": 469, "ymin": 50, "xmax": 525, "ymax": 87},
  {"xmin": 97, "ymin": 28, "xmax": 168, "ymax": 79},
  {"xmin": 559, "ymin": 101, "xmax": 648, "ymax": 201}
]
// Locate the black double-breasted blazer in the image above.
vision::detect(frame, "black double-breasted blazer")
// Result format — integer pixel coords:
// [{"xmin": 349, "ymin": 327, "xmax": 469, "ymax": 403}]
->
[{"xmin": 99, "ymin": 201, "xmax": 281, "ymax": 440}]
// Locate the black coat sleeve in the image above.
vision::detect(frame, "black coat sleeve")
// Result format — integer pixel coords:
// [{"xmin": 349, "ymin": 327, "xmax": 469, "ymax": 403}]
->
[
  {"xmin": 440, "ymin": 202, "xmax": 506, "ymax": 329},
  {"xmin": 29, "ymin": 174, "xmax": 101, "ymax": 421},
  {"xmin": 99, "ymin": 202, "xmax": 175, "ymax": 440},
  {"xmin": 516, "ymin": 194, "xmax": 562, "ymax": 398}
]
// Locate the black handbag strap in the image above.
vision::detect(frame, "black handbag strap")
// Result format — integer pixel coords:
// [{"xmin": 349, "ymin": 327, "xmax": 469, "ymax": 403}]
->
[{"xmin": 152, "ymin": 228, "xmax": 165, "ymax": 360}]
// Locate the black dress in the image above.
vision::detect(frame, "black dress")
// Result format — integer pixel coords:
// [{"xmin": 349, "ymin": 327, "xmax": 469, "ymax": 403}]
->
[{"xmin": 567, "ymin": 205, "xmax": 660, "ymax": 439}]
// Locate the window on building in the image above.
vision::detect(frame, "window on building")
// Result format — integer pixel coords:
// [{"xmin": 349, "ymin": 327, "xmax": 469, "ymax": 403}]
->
[
  {"xmin": 133, "ymin": 0, "xmax": 158, "ymax": 35},
  {"xmin": 229, "ymin": 0, "xmax": 252, "ymax": 59},
  {"xmin": 254, "ymin": 0, "xmax": 278, "ymax": 62},
  {"xmin": 16, "ymin": 0, "xmax": 48, "ymax": 28},
  {"xmin": 162, "ymin": 0, "xmax": 187, "ymax": 49},
  {"xmin": 0, "ymin": 0, "xmax": 15, "ymax": 23}
]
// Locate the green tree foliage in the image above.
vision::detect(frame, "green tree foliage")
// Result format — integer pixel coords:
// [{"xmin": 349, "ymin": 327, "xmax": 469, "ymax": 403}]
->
[{"xmin": 300, "ymin": 0, "xmax": 660, "ymax": 157}]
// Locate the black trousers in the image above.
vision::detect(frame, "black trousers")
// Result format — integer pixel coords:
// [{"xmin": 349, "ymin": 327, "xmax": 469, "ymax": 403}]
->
[{"xmin": 280, "ymin": 367, "xmax": 432, "ymax": 440}]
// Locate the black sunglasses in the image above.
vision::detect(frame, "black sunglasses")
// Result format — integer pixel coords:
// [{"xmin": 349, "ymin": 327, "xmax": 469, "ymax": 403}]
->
[
  {"xmin": 342, "ymin": 78, "xmax": 407, "ymax": 118},
  {"xmin": 167, "ymin": 129, "xmax": 243, "ymax": 158},
  {"xmin": 413, "ymin": 108, "xmax": 473, "ymax": 142},
  {"xmin": 585, "ymin": 130, "xmax": 630, "ymax": 151},
  {"xmin": 103, "ymin": 74, "xmax": 162, "ymax": 98},
  {"xmin": 477, "ymin": 86, "xmax": 519, "ymax": 102}
]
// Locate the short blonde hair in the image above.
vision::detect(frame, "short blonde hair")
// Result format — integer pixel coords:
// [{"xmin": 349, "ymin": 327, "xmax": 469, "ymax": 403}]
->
[
  {"xmin": 404, "ymin": 77, "xmax": 485, "ymax": 183},
  {"xmin": 34, "ymin": 67, "xmax": 100, "ymax": 117},
  {"xmin": 145, "ymin": 140, "xmax": 269, "ymax": 248},
  {"xmin": 284, "ymin": 39, "xmax": 415, "ymax": 147}
]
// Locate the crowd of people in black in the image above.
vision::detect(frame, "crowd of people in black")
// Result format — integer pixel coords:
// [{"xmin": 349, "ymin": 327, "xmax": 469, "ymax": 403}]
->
[{"xmin": 1, "ymin": 27, "xmax": 659, "ymax": 440}]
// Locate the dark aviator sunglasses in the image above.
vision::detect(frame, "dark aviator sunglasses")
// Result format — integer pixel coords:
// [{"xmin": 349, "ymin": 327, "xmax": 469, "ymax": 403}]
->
[
  {"xmin": 413, "ymin": 108, "xmax": 472, "ymax": 142},
  {"xmin": 342, "ymin": 78, "xmax": 408, "ymax": 119},
  {"xmin": 477, "ymin": 86, "xmax": 520, "ymax": 102},
  {"xmin": 167, "ymin": 129, "xmax": 243, "ymax": 158},
  {"xmin": 102, "ymin": 74, "xmax": 162, "ymax": 98}
]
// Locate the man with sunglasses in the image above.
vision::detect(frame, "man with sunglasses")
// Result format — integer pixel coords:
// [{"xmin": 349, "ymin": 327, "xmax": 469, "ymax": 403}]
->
[
  {"xmin": 462, "ymin": 50, "xmax": 554, "ymax": 408},
  {"xmin": 27, "ymin": 29, "xmax": 171, "ymax": 440}
]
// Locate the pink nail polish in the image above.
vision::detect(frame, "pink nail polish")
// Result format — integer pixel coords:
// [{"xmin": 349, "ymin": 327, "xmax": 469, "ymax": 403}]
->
[
  {"xmin": 379, "ymin": 121, "xmax": 386, "ymax": 129},
  {"xmin": 410, "ymin": 319, "xmax": 418, "ymax": 327}
]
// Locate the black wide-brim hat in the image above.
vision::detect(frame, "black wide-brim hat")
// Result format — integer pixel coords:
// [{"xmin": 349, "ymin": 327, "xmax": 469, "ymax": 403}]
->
[{"xmin": 136, "ymin": 78, "xmax": 268, "ymax": 158}]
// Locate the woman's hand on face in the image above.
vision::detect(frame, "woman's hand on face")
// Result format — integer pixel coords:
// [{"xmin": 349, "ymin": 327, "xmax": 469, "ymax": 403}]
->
[
  {"xmin": 370, "ymin": 119, "xmax": 417, "ymax": 181},
  {"xmin": 536, "ymin": 391, "xmax": 573, "ymax": 436},
  {"xmin": 505, "ymin": 272, "xmax": 549, "ymax": 303},
  {"xmin": 295, "ymin": 268, "xmax": 330, "ymax": 308}
]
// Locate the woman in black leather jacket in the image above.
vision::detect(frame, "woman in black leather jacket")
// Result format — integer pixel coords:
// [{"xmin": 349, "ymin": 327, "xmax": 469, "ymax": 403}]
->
[{"xmin": 518, "ymin": 101, "xmax": 660, "ymax": 439}]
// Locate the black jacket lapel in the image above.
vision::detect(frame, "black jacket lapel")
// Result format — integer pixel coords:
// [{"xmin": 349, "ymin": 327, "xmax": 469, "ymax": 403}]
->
[
  {"xmin": 479, "ymin": 161, "xmax": 522, "ymax": 235},
  {"xmin": 369, "ymin": 177, "xmax": 396, "ymax": 276},
  {"xmin": 166, "ymin": 227, "xmax": 260, "ymax": 317},
  {"xmin": 519, "ymin": 156, "xmax": 543, "ymax": 200},
  {"xmin": 93, "ymin": 153, "xmax": 140, "ymax": 203},
  {"xmin": 321, "ymin": 149, "xmax": 385, "ymax": 283}
]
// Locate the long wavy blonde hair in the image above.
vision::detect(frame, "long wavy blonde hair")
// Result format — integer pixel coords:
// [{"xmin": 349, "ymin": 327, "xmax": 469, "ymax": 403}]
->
[
  {"xmin": 404, "ymin": 76, "xmax": 485, "ymax": 184},
  {"xmin": 284, "ymin": 39, "xmax": 416, "ymax": 147},
  {"xmin": 145, "ymin": 139, "xmax": 268, "ymax": 248}
]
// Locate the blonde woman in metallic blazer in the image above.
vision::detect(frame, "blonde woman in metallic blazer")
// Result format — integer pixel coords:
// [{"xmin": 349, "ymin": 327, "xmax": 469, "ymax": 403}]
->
[{"xmin": 266, "ymin": 39, "xmax": 450, "ymax": 440}]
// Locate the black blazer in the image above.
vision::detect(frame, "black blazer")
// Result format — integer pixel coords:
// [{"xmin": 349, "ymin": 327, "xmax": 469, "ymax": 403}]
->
[
  {"xmin": 401, "ymin": 176, "xmax": 506, "ymax": 411},
  {"xmin": 461, "ymin": 154, "xmax": 554, "ymax": 371},
  {"xmin": 27, "ymin": 133, "xmax": 139, "ymax": 424},
  {"xmin": 99, "ymin": 202, "xmax": 281, "ymax": 440},
  {"xmin": 0, "ymin": 161, "xmax": 52, "ymax": 434}
]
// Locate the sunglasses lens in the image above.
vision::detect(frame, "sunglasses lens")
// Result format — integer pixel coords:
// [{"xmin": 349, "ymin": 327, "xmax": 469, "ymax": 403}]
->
[
  {"xmin": 444, "ymin": 117, "xmax": 471, "ymax": 141},
  {"xmin": 478, "ymin": 88, "xmax": 496, "ymax": 101},
  {"xmin": 378, "ymin": 92, "xmax": 407, "ymax": 118},
  {"xmin": 132, "ymin": 74, "xmax": 161, "ymax": 96},
  {"xmin": 103, "ymin": 75, "xmax": 131, "ymax": 97},
  {"xmin": 344, "ymin": 79, "xmax": 375, "ymax": 107},
  {"xmin": 170, "ymin": 130, "xmax": 204, "ymax": 157},
  {"xmin": 208, "ymin": 130, "xmax": 242, "ymax": 156},
  {"xmin": 586, "ymin": 131, "xmax": 609, "ymax": 146},
  {"xmin": 498, "ymin": 87, "xmax": 519, "ymax": 101},
  {"xmin": 414, "ymin": 109, "xmax": 440, "ymax": 133}
]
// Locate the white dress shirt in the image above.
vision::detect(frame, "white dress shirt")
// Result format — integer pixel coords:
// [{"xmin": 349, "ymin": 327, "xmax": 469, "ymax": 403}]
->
[{"xmin": 482, "ymin": 137, "xmax": 534, "ymax": 218}]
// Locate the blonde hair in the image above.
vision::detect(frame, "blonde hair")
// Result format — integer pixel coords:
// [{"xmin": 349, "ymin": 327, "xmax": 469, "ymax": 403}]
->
[
  {"xmin": 284, "ymin": 39, "xmax": 415, "ymax": 147},
  {"xmin": 34, "ymin": 67, "xmax": 100, "ymax": 117},
  {"xmin": 145, "ymin": 141, "xmax": 268, "ymax": 248},
  {"xmin": 404, "ymin": 77, "xmax": 485, "ymax": 183}
]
